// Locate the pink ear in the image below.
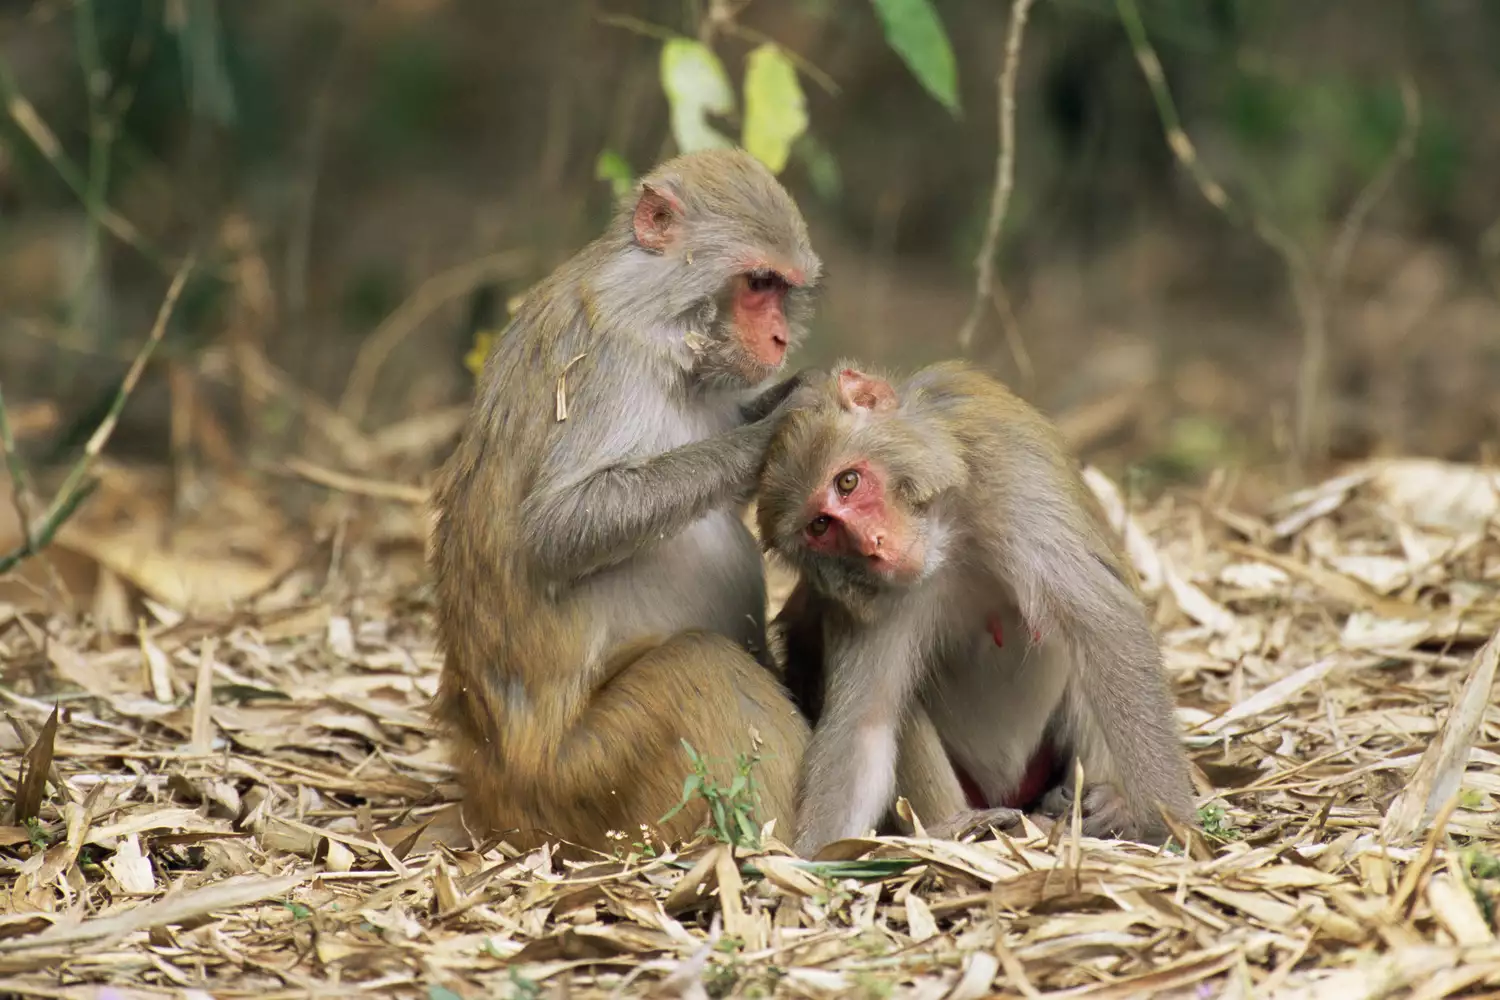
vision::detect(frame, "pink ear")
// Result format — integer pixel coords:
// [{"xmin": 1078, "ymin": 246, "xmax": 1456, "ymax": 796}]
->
[
  {"xmin": 836, "ymin": 368, "xmax": 897, "ymax": 412},
  {"xmin": 632, "ymin": 184, "xmax": 683, "ymax": 252}
]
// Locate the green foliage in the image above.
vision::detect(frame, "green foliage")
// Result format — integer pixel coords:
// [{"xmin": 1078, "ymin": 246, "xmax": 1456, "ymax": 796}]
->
[
  {"xmin": 1197, "ymin": 802, "xmax": 1243, "ymax": 843},
  {"xmin": 168, "ymin": 0, "xmax": 237, "ymax": 126},
  {"xmin": 427, "ymin": 987, "xmax": 463, "ymax": 1000},
  {"xmin": 595, "ymin": 149, "xmax": 636, "ymax": 200},
  {"xmin": 1460, "ymin": 849, "xmax": 1500, "ymax": 928},
  {"xmin": 1412, "ymin": 107, "xmax": 1463, "ymax": 209},
  {"xmin": 24, "ymin": 817, "xmax": 50, "ymax": 852},
  {"xmin": 505, "ymin": 968, "xmax": 542, "ymax": 999},
  {"xmin": 794, "ymin": 134, "xmax": 842, "ymax": 202},
  {"xmin": 342, "ymin": 264, "xmax": 402, "ymax": 331},
  {"xmin": 742, "ymin": 44, "xmax": 808, "ymax": 174},
  {"xmin": 868, "ymin": 0, "xmax": 961, "ymax": 115},
  {"xmin": 283, "ymin": 899, "xmax": 312, "ymax": 920},
  {"xmin": 367, "ymin": 31, "xmax": 456, "ymax": 155},
  {"xmin": 660, "ymin": 739, "xmax": 766, "ymax": 850},
  {"xmin": 660, "ymin": 38, "xmax": 736, "ymax": 154}
]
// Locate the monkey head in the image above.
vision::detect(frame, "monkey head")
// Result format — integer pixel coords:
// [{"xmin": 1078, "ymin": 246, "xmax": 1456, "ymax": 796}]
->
[
  {"xmin": 597, "ymin": 149, "xmax": 822, "ymax": 387},
  {"xmin": 758, "ymin": 365, "xmax": 968, "ymax": 610}
]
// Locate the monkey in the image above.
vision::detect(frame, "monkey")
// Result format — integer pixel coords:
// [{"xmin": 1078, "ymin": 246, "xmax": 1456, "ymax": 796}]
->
[
  {"xmin": 756, "ymin": 361, "xmax": 1196, "ymax": 857},
  {"xmin": 774, "ymin": 577, "xmax": 1058, "ymax": 842},
  {"xmin": 429, "ymin": 148, "xmax": 822, "ymax": 853}
]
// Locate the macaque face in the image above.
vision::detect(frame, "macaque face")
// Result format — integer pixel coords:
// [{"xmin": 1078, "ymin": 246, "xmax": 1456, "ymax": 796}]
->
[
  {"xmin": 798, "ymin": 456, "xmax": 926, "ymax": 586},
  {"xmin": 731, "ymin": 267, "xmax": 795, "ymax": 368}
]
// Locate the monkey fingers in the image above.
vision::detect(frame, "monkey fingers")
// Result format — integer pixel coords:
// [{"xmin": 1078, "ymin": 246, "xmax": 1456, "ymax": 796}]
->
[
  {"xmin": 741, "ymin": 366, "xmax": 823, "ymax": 423},
  {"xmin": 1038, "ymin": 781, "xmax": 1145, "ymax": 840},
  {"xmin": 923, "ymin": 806, "xmax": 1024, "ymax": 842}
]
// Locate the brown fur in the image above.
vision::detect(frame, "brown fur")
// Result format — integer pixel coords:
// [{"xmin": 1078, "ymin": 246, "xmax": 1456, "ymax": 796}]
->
[{"xmin": 430, "ymin": 150, "xmax": 819, "ymax": 852}]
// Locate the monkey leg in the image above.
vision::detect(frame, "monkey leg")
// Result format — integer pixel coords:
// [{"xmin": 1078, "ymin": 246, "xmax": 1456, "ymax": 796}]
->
[
  {"xmin": 461, "ymin": 631, "xmax": 810, "ymax": 853},
  {"xmin": 891, "ymin": 706, "xmax": 968, "ymax": 832},
  {"xmin": 890, "ymin": 709, "xmax": 1026, "ymax": 841}
]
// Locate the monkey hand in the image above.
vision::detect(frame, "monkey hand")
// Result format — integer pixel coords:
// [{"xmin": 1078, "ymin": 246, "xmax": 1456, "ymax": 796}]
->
[
  {"xmin": 1038, "ymin": 782, "xmax": 1165, "ymax": 842},
  {"xmin": 741, "ymin": 366, "xmax": 824, "ymax": 424},
  {"xmin": 923, "ymin": 806, "xmax": 1024, "ymax": 842}
]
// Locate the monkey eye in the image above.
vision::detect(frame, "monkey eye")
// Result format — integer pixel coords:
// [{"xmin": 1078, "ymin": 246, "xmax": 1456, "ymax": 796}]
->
[
  {"xmin": 835, "ymin": 469, "xmax": 860, "ymax": 495},
  {"xmin": 746, "ymin": 268, "xmax": 787, "ymax": 294},
  {"xmin": 806, "ymin": 515, "xmax": 833, "ymax": 538}
]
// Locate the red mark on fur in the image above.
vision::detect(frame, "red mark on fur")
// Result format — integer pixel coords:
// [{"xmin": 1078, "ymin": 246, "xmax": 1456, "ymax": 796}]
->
[
  {"xmin": 1009, "ymin": 743, "xmax": 1055, "ymax": 809},
  {"xmin": 951, "ymin": 744, "xmax": 1056, "ymax": 811},
  {"xmin": 955, "ymin": 760, "xmax": 988, "ymax": 809},
  {"xmin": 988, "ymin": 616, "xmax": 1043, "ymax": 647}
]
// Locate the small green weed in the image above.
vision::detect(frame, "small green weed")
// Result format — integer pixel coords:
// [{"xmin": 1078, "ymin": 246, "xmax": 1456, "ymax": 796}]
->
[
  {"xmin": 661, "ymin": 737, "xmax": 768, "ymax": 850},
  {"xmin": 24, "ymin": 817, "xmax": 51, "ymax": 851},
  {"xmin": 1198, "ymin": 802, "xmax": 1243, "ymax": 843}
]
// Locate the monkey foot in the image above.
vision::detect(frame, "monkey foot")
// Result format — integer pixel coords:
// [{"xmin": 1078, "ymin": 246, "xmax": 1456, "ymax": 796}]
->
[
  {"xmin": 924, "ymin": 806, "xmax": 1024, "ymax": 841},
  {"xmin": 1038, "ymin": 782, "xmax": 1164, "ymax": 841}
]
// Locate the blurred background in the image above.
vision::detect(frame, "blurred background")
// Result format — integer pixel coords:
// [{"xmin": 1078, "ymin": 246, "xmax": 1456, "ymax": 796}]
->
[{"xmin": 1, "ymin": 0, "xmax": 1497, "ymax": 613}]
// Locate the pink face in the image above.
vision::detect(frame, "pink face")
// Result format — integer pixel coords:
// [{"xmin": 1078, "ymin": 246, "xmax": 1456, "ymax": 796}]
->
[
  {"xmin": 800, "ymin": 458, "xmax": 923, "ymax": 582},
  {"xmin": 731, "ymin": 265, "xmax": 801, "ymax": 367}
]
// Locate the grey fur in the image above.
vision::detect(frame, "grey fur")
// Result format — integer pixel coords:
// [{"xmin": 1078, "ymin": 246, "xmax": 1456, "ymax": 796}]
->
[{"xmin": 759, "ymin": 361, "xmax": 1196, "ymax": 856}]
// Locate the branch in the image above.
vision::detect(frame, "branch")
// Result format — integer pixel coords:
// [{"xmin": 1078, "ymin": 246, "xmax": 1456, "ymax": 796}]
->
[
  {"xmin": 0, "ymin": 58, "xmax": 171, "ymax": 272},
  {"xmin": 956, "ymin": 0, "xmax": 1039, "ymax": 361},
  {"xmin": 338, "ymin": 250, "xmax": 532, "ymax": 428},
  {"xmin": 0, "ymin": 257, "xmax": 196, "ymax": 576}
]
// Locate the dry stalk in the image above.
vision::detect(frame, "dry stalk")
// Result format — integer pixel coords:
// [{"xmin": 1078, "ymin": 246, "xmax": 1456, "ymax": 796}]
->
[
  {"xmin": 0, "ymin": 256, "xmax": 196, "ymax": 576},
  {"xmin": 338, "ymin": 250, "xmax": 532, "ymax": 428},
  {"xmin": 957, "ymin": 0, "xmax": 1040, "ymax": 386},
  {"xmin": 1115, "ymin": 0, "xmax": 1421, "ymax": 470}
]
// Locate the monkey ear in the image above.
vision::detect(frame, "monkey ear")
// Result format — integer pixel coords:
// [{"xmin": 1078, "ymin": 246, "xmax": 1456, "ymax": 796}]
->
[
  {"xmin": 836, "ymin": 368, "xmax": 898, "ymax": 413},
  {"xmin": 632, "ymin": 183, "xmax": 684, "ymax": 252}
]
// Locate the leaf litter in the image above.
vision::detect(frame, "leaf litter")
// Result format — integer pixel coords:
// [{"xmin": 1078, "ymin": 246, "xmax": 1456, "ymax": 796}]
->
[{"xmin": 0, "ymin": 456, "xmax": 1498, "ymax": 998}]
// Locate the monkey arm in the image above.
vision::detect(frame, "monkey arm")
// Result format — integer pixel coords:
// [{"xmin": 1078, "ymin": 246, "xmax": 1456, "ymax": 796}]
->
[
  {"xmin": 793, "ymin": 622, "xmax": 926, "ymax": 856},
  {"xmin": 740, "ymin": 367, "xmax": 821, "ymax": 423},
  {"xmin": 520, "ymin": 419, "xmax": 777, "ymax": 583},
  {"xmin": 1003, "ymin": 533, "xmax": 1195, "ymax": 836}
]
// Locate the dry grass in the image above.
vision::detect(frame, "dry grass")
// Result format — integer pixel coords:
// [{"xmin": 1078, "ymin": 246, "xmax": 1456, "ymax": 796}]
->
[{"xmin": 2, "ymin": 455, "xmax": 1500, "ymax": 999}]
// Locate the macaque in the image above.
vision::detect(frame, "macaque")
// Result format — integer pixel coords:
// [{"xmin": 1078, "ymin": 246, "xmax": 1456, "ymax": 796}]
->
[
  {"xmin": 758, "ymin": 362, "xmax": 1195, "ymax": 856},
  {"xmin": 430, "ymin": 149, "xmax": 822, "ymax": 852}
]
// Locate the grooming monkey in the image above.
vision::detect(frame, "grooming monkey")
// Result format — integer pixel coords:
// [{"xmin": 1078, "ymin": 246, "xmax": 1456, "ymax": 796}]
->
[
  {"xmin": 430, "ymin": 149, "xmax": 821, "ymax": 851},
  {"xmin": 758, "ymin": 362, "xmax": 1196, "ymax": 856}
]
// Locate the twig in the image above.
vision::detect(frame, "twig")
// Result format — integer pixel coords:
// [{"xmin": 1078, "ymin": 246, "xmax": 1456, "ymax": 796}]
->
[
  {"xmin": 1114, "ymin": 0, "xmax": 1418, "ymax": 470},
  {"xmin": 722, "ymin": 22, "xmax": 839, "ymax": 96},
  {"xmin": 338, "ymin": 250, "xmax": 532, "ymax": 428},
  {"xmin": 0, "ymin": 257, "xmax": 196, "ymax": 576},
  {"xmin": 956, "ymin": 0, "xmax": 1039, "ymax": 359},
  {"xmin": 0, "ymin": 384, "xmax": 39, "ymax": 550},
  {"xmin": 69, "ymin": 0, "xmax": 112, "ymax": 337},
  {"xmin": 280, "ymin": 458, "xmax": 429, "ymax": 507},
  {"xmin": 1324, "ymin": 77, "xmax": 1422, "ymax": 305},
  {"xmin": 0, "ymin": 57, "xmax": 170, "ymax": 271}
]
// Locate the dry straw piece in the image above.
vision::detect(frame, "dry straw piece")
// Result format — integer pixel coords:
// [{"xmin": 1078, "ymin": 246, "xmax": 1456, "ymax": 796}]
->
[{"xmin": 1, "ymin": 456, "xmax": 1498, "ymax": 998}]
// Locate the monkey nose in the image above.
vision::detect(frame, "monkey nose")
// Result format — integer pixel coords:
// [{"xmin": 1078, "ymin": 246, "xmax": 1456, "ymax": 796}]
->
[{"xmin": 857, "ymin": 532, "xmax": 886, "ymax": 558}]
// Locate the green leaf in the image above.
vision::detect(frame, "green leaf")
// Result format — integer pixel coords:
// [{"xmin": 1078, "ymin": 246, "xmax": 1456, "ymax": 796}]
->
[
  {"xmin": 868, "ymin": 0, "xmax": 960, "ymax": 115},
  {"xmin": 428, "ymin": 987, "xmax": 464, "ymax": 1000},
  {"xmin": 794, "ymin": 134, "xmax": 842, "ymax": 201},
  {"xmin": 660, "ymin": 37, "xmax": 736, "ymax": 154},
  {"xmin": 741, "ymin": 43, "xmax": 807, "ymax": 174},
  {"xmin": 595, "ymin": 149, "xmax": 635, "ymax": 200}
]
